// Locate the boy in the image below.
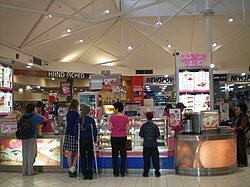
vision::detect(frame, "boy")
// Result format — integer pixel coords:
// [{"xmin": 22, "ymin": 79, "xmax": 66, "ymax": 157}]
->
[{"xmin": 139, "ymin": 111, "xmax": 161, "ymax": 177}]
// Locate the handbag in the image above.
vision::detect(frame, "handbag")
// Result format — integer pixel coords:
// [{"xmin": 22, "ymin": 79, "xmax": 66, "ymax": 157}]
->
[
  {"xmin": 126, "ymin": 139, "xmax": 132, "ymax": 151},
  {"xmin": 244, "ymin": 127, "xmax": 250, "ymax": 139}
]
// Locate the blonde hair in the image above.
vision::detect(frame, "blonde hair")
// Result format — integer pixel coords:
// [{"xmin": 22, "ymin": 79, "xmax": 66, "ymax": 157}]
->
[{"xmin": 80, "ymin": 105, "xmax": 90, "ymax": 131}]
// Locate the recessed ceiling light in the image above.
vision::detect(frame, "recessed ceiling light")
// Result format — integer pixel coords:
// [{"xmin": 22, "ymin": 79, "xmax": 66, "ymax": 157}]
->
[
  {"xmin": 37, "ymin": 86, "xmax": 40, "ymax": 89},
  {"xmin": 66, "ymin": 28, "xmax": 72, "ymax": 33},
  {"xmin": 48, "ymin": 14, "xmax": 52, "ymax": 18},
  {"xmin": 26, "ymin": 65, "xmax": 31, "ymax": 69},
  {"xmin": 156, "ymin": 21, "xmax": 162, "ymax": 26},
  {"xmin": 28, "ymin": 62, "xmax": 33, "ymax": 66},
  {"xmin": 127, "ymin": 45, "xmax": 133, "ymax": 50},
  {"xmin": 241, "ymin": 72, "xmax": 246, "ymax": 76},
  {"xmin": 104, "ymin": 9, "xmax": 110, "ymax": 14},
  {"xmin": 52, "ymin": 78, "xmax": 55, "ymax": 80},
  {"xmin": 167, "ymin": 44, "xmax": 172, "ymax": 48},
  {"xmin": 228, "ymin": 18, "xmax": 234, "ymax": 22},
  {"xmin": 164, "ymin": 74, "xmax": 168, "ymax": 77},
  {"xmin": 212, "ymin": 42, "xmax": 217, "ymax": 47},
  {"xmin": 79, "ymin": 39, "xmax": 83, "ymax": 43},
  {"xmin": 210, "ymin": 64, "xmax": 215, "ymax": 68}
]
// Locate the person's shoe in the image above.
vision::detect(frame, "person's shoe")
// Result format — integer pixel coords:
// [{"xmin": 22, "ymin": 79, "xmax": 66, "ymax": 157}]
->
[
  {"xmin": 142, "ymin": 173, "xmax": 148, "ymax": 177},
  {"xmin": 238, "ymin": 164, "xmax": 247, "ymax": 167},
  {"xmin": 22, "ymin": 173, "xmax": 27, "ymax": 176},
  {"xmin": 83, "ymin": 175, "xmax": 88, "ymax": 180},
  {"xmin": 28, "ymin": 172, "xmax": 38, "ymax": 176},
  {"xmin": 69, "ymin": 171, "xmax": 77, "ymax": 178},
  {"xmin": 114, "ymin": 174, "xmax": 119, "ymax": 177},
  {"xmin": 88, "ymin": 175, "xmax": 93, "ymax": 180},
  {"xmin": 155, "ymin": 172, "xmax": 161, "ymax": 177}
]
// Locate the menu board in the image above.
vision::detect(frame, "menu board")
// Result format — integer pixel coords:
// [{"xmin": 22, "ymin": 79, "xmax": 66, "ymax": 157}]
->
[
  {"xmin": 194, "ymin": 94, "xmax": 210, "ymax": 112},
  {"xmin": 178, "ymin": 72, "xmax": 194, "ymax": 92},
  {"xmin": 0, "ymin": 92, "xmax": 12, "ymax": 115},
  {"xmin": 178, "ymin": 70, "xmax": 209, "ymax": 93},
  {"xmin": 0, "ymin": 138, "xmax": 61, "ymax": 166},
  {"xmin": 194, "ymin": 71, "xmax": 209, "ymax": 92},
  {"xmin": 201, "ymin": 111, "xmax": 219, "ymax": 130},
  {"xmin": 180, "ymin": 94, "xmax": 209, "ymax": 112},
  {"xmin": 0, "ymin": 65, "xmax": 12, "ymax": 90}
]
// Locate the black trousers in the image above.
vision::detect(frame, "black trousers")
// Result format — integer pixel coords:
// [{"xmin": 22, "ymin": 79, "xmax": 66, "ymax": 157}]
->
[
  {"xmin": 237, "ymin": 133, "xmax": 248, "ymax": 166},
  {"xmin": 80, "ymin": 137, "xmax": 94, "ymax": 176},
  {"xmin": 143, "ymin": 147, "xmax": 160, "ymax": 174},
  {"xmin": 111, "ymin": 136, "xmax": 127, "ymax": 175}
]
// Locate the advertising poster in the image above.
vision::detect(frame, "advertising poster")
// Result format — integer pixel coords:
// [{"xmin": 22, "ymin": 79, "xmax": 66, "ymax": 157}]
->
[
  {"xmin": 168, "ymin": 109, "xmax": 181, "ymax": 128},
  {"xmin": 133, "ymin": 86, "xmax": 143, "ymax": 101},
  {"xmin": 101, "ymin": 78, "xmax": 120, "ymax": 92},
  {"xmin": 60, "ymin": 82, "xmax": 71, "ymax": 97},
  {"xmin": 0, "ymin": 139, "xmax": 61, "ymax": 166},
  {"xmin": 0, "ymin": 92, "xmax": 12, "ymax": 115},
  {"xmin": 201, "ymin": 111, "xmax": 219, "ymax": 130},
  {"xmin": 176, "ymin": 139, "xmax": 236, "ymax": 168}
]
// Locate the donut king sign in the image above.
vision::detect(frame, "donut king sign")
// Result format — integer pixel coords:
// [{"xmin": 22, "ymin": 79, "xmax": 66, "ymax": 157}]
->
[
  {"xmin": 48, "ymin": 71, "xmax": 85, "ymax": 79},
  {"xmin": 176, "ymin": 51, "xmax": 211, "ymax": 67}
]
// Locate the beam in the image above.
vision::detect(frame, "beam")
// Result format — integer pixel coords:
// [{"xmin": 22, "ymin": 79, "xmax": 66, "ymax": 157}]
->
[
  {"xmin": 20, "ymin": 0, "xmax": 56, "ymax": 48},
  {"xmin": 0, "ymin": 3, "xmax": 93, "ymax": 23},
  {"xmin": 60, "ymin": 0, "xmax": 90, "ymax": 18}
]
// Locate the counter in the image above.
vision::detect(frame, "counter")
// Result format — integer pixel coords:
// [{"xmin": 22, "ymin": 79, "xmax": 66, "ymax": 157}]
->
[
  {"xmin": 174, "ymin": 132, "xmax": 237, "ymax": 176},
  {"xmin": 0, "ymin": 133, "xmax": 64, "ymax": 172}
]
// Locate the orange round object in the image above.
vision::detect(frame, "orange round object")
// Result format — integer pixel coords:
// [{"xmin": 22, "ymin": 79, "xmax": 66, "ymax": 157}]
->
[{"xmin": 199, "ymin": 139, "xmax": 236, "ymax": 168}]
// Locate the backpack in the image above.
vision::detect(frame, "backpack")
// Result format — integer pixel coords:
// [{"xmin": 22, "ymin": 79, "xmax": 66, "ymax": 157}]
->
[
  {"xmin": 244, "ymin": 114, "xmax": 250, "ymax": 139},
  {"xmin": 15, "ymin": 114, "xmax": 34, "ymax": 139}
]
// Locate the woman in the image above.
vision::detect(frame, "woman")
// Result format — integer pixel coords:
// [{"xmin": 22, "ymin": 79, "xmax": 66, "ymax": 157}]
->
[
  {"xmin": 63, "ymin": 99, "xmax": 80, "ymax": 177},
  {"xmin": 74, "ymin": 106, "xmax": 97, "ymax": 180},
  {"xmin": 36, "ymin": 101, "xmax": 53, "ymax": 132},
  {"xmin": 108, "ymin": 102, "xmax": 130, "ymax": 177},
  {"xmin": 163, "ymin": 104, "xmax": 173, "ymax": 117},
  {"xmin": 232, "ymin": 103, "xmax": 249, "ymax": 167}
]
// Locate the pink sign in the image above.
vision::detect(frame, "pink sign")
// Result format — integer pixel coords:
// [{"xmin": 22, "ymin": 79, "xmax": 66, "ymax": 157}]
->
[{"xmin": 180, "ymin": 53, "xmax": 207, "ymax": 67}]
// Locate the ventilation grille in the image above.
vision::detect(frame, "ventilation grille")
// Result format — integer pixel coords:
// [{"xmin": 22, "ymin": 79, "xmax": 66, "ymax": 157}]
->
[
  {"xmin": 33, "ymin": 57, "xmax": 42, "ymax": 66},
  {"xmin": 135, "ymin": 70, "xmax": 153, "ymax": 74}
]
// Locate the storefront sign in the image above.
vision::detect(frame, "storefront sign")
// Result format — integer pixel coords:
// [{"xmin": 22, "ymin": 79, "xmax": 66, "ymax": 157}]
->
[
  {"xmin": 175, "ymin": 51, "xmax": 211, "ymax": 68},
  {"xmin": 229, "ymin": 74, "xmax": 250, "ymax": 82},
  {"xmin": 48, "ymin": 71, "xmax": 85, "ymax": 79},
  {"xmin": 213, "ymin": 74, "xmax": 227, "ymax": 81},
  {"xmin": 145, "ymin": 76, "xmax": 174, "ymax": 84},
  {"xmin": 179, "ymin": 53, "xmax": 207, "ymax": 67}
]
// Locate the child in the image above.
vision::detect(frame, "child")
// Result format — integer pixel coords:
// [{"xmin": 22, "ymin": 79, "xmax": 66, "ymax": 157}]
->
[
  {"xmin": 74, "ymin": 105, "xmax": 97, "ymax": 180},
  {"xmin": 139, "ymin": 111, "xmax": 161, "ymax": 177}
]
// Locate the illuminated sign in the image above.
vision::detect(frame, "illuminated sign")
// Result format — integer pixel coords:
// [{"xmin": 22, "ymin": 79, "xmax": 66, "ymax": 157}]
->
[
  {"xmin": 179, "ymin": 53, "xmax": 207, "ymax": 67},
  {"xmin": 229, "ymin": 74, "xmax": 250, "ymax": 82},
  {"xmin": 48, "ymin": 71, "xmax": 85, "ymax": 79}
]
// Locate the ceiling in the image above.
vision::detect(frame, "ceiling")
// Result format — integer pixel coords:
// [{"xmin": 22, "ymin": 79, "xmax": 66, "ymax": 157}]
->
[{"xmin": 0, "ymin": 0, "xmax": 249, "ymax": 75}]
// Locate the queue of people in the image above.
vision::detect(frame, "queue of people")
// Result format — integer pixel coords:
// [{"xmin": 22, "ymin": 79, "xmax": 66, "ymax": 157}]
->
[{"xmin": 20, "ymin": 99, "xmax": 249, "ymax": 179}]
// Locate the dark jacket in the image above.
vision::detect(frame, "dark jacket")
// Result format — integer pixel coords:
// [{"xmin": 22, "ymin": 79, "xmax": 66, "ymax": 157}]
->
[
  {"xmin": 74, "ymin": 115, "xmax": 97, "ymax": 141},
  {"xmin": 66, "ymin": 110, "xmax": 80, "ymax": 136},
  {"xmin": 139, "ymin": 121, "xmax": 160, "ymax": 148}
]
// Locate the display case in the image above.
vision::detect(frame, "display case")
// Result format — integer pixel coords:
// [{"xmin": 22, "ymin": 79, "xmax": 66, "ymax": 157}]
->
[{"xmin": 95, "ymin": 117, "xmax": 168, "ymax": 152}]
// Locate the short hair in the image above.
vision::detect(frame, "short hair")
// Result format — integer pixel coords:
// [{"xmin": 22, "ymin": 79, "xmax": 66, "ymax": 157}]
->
[
  {"xmin": 238, "ymin": 103, "xmax": 248, "ymax": 114},
  {"xmin": 113, "ymin": 102, "xmax": 124, "ymax": 113},
  {"xmin": 26, "ymin": 103, "xmax": 35, "ymax": 113},
  {"xmin": 146, "ymin": 112, "xmax": 153, "ymax": 120},
  {"xmin": 36, "ymin": 101, "xmax": 45, "ymax": 114},
  {"xmin": 69, "ymin": 99, "xmax": 79, "ymax": 110}
]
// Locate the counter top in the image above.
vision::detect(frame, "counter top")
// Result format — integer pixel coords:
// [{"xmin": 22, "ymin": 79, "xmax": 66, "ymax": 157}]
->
[
  {"xmin": 175, "ymin": 132, "xmax": 236, "ymax": 141},
  {"xmin": 0, "ymin": 133, "xmax": 64, "ymax": 138}
]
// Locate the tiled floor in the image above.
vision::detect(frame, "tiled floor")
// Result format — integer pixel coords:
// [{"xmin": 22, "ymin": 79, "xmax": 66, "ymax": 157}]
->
[{"xmin": 1, "ymin": 166, "xmax": 250, "ymax": 187}]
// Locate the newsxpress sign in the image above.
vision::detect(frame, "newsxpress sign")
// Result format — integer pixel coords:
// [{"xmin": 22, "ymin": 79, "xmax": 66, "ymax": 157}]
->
[
  {"xmin": 48, "ymin": 71, "xmax": 85, "ymax": 79},
  {"xmin": 145, "ymin": 76, "xmax": 174, "ymax": 84},
  {"xmin": 228, "ymin": 74, "xmax": 250, "ymax": 82}
]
